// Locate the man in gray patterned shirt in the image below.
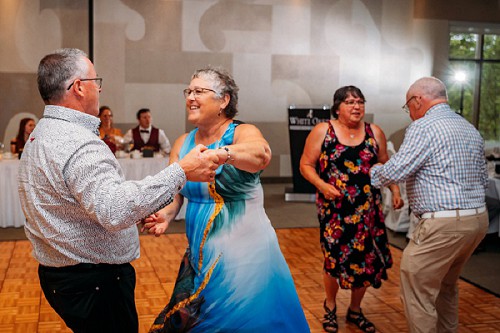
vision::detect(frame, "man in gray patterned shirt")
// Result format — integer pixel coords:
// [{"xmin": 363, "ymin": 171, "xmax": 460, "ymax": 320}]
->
[{"xmin": 18, "ymin": 48, "xmax": 220, "ymax": 333}]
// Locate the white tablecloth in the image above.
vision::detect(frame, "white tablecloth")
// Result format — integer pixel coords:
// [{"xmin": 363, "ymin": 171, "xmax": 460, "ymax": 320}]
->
[
  {"xmin": 382, "ymin": 183, "xmax": 410, "ymax": 232},
  {"xmin": 0, "ymin": 159, "xmax": 25, "ymax": 227},
  {"xmin": 116, "ymin": 156, "xmax": 169, "ymax": 180},
  {"xmin": 0, "ymin": 155, "xmax": 186, "ymax": 228}
]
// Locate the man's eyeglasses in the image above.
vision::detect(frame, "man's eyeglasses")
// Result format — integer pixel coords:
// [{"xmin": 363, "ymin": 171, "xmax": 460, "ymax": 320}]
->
[
  {"xmin": 183, "ymin": 87, "xmax": 216, "ymax": 98},
  {"xmin": 343, "ymin": 100, "xmax": 366, "ymax": 107},
  {"xmin": 402, "ymin": 96, "xmax": 417, "ymax": 113},
  {"xmin": 67, "ymin": 78, "xmax": 103, "ymax": 90}
]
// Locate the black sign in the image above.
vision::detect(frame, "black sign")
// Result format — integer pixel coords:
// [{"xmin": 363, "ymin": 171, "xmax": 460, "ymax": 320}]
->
[{"xmin": 288, "ymin": 107, "xmax": 330, "ymax": 194}]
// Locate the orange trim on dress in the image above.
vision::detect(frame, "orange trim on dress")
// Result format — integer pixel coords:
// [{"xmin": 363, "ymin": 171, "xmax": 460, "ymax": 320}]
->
[{"xmin": 154, "ymin": 181, "xmax": 225, "ymax": 325}]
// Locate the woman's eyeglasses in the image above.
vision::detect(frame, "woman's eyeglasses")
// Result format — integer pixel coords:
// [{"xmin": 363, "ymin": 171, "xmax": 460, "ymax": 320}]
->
[
  {"xmin": 183, "ymin": 87, "xmax": 216, "ymax": 98},
  {"xmin": 343, "ymin": 100, "xmax": 365, "ymax": 107}
]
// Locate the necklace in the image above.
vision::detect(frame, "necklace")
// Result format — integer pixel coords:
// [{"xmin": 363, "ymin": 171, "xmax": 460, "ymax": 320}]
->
[{"xmin": 337, "ymin": 120, "xmax": 359, "ymax": 139}]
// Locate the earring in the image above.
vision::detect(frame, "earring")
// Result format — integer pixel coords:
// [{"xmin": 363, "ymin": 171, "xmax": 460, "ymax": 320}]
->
[{"xmin": 218, "ymin": 108, "xmax": 223, "ymax": 116}]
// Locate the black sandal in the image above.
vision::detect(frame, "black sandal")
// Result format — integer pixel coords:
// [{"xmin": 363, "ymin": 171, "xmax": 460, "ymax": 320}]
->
[
  {"xmin": 346, "ymin": 307, "xmax": 376, "ymax": 332},
  {"xmin": 322, "ymin": 300, "xmax": 338, "ymax": 333}
]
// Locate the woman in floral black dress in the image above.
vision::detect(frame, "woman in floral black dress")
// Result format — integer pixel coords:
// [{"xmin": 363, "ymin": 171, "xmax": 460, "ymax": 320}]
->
[{"xmin": 300, "ymin": 86, "xmax": 403, "ymax": 333}]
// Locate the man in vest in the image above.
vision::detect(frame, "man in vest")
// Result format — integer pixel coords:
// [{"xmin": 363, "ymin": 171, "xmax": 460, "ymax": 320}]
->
[{"xmin": 124, "ymin": 108, "xmax": 171, "ymax": 154}]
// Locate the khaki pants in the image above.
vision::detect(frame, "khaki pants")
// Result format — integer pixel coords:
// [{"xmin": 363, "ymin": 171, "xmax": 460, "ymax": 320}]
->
[{"xmin": 400, "ymin": 211, "xmax": 488, "ymax": 333}]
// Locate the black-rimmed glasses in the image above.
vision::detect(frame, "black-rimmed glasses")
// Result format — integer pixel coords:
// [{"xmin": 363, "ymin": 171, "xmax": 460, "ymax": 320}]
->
[
  {"xmin": 67, "ymin": 78, "xmax": 103, "ymax": 90},
  {"xmin": 183, "ymin": 87, "xmax": 216, "ymax": 98},
  {"xmin": 343, "ymin": 100, "xmax": 366, "ymax": 107},
  {"xmin": 402, "ymin": 96, "xmax": 417, "ymax": 113}
]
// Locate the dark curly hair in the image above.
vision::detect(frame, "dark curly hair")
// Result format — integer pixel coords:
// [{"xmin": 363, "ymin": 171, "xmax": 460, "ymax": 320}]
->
[{"xmin": 330, "ymin": 85, "xmax": 366, "ymax": 119}]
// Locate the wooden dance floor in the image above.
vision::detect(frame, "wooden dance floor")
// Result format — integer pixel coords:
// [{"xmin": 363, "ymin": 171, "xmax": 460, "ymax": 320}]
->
[{"xmin": 0, "ymin": 228, "xmax": 499, "ymax": 332}]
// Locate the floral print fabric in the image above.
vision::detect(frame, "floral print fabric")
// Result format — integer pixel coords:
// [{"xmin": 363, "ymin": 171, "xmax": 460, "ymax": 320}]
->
[{"xmin": 317, "ymin": 121, "xmax": 392, "ymax": 289}]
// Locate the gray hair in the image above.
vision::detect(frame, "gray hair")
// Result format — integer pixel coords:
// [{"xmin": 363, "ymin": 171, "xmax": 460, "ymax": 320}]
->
[
  {"xmin": 409, "ymin": 77, "xmax": 448, "ymax": 100},
  {"xmin": 191, "ymin": 66, "xmax": 239, "ymax": 118},
  {"xmin": 37, "ymin": 48, "xmax": 88, "ymax": 103}
]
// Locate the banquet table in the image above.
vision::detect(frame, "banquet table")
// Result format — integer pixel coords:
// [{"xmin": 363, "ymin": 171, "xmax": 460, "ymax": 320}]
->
[
  {"xmin": 116, "ymin": 155, "xmax": 169, "ymax": 180},
  {"xmin": 0, "ymin": 155, "xmax": 186, "ymax": 228},
  {"xmin": 382, "ymin": 183, "xmax": 410, "ymax": 233}
]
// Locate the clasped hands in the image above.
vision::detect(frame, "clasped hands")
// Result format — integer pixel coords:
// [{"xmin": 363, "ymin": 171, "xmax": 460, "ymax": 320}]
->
[{"xmin": 177, "ymin": 144, "xmax": 229, "ymax": 182}]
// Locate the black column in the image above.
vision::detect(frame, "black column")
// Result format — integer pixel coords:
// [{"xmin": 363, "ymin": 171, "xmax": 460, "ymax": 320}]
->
[{"xmin": 88, "ymin": 0, "xmax": 94, "ymax": 62}]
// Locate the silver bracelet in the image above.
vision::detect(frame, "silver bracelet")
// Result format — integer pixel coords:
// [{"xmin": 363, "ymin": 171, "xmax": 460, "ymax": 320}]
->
[{"xmin": 220, "ymin": 146, "xmax": 233, "ymax": 164}]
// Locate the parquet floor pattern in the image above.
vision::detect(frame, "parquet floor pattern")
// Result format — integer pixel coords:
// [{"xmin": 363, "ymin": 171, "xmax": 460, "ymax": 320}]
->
[{"xmin": 0, "ymin": 228, "xmax": 499, "ymax": 332}]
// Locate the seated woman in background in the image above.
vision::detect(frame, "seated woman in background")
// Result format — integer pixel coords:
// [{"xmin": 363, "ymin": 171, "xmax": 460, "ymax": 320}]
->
[
  {"xmin": 10, "ymin": 117, "xmax": 36, "ymax": 154},
  {"xmin": 98, "ymin": 105, "xmax": 123, "ymax": 153}
]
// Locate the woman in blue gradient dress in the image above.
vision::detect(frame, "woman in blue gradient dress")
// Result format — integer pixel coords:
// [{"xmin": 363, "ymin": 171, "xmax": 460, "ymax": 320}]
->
[{"xmin": 146, "ymin": 67, "xmax": 310, "ymax": 333}]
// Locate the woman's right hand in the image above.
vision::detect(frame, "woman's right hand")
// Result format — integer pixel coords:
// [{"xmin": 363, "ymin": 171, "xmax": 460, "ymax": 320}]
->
[{"xmin": 320, "ymin": 183, "xmax": 342, "ymax": 201}]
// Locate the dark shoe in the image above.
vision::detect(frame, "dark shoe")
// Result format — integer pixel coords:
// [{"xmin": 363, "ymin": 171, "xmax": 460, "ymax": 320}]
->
[
  {"xmin": 322, "ymin": 300, "xmax": 338, "ymax": 333},
  {"xmin": 346, "ymin": 307, "xmax": 375, "ymax": 332}
]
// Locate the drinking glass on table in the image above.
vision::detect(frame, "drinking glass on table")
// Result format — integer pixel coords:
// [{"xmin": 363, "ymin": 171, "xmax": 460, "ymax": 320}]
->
[{"xmin": 126, "ymin": 139, "xmax": 134, "ymax": 153}]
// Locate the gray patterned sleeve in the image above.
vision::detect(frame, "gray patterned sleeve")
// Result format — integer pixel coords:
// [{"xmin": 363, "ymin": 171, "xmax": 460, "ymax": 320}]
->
[{"xmin": 64, "ymin": 141, "xmax": 186, "ymax": 231}]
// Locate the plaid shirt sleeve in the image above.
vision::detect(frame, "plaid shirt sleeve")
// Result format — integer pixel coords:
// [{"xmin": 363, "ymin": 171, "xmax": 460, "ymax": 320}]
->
[{"xmin": 371, "ymin": 122, "xmax": 430, "ymax": 188}]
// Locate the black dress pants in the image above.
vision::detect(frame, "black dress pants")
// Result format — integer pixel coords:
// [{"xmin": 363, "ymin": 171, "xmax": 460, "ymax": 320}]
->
[{"xmin": 38, "ymin": 262, "xmax": 138, "ymax": 333}]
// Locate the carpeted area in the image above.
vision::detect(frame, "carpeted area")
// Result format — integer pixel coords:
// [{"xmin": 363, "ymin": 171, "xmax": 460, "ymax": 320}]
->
[{"xmin": 2, "ymin": 182, "xmax": 499, "ymax": 297}]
